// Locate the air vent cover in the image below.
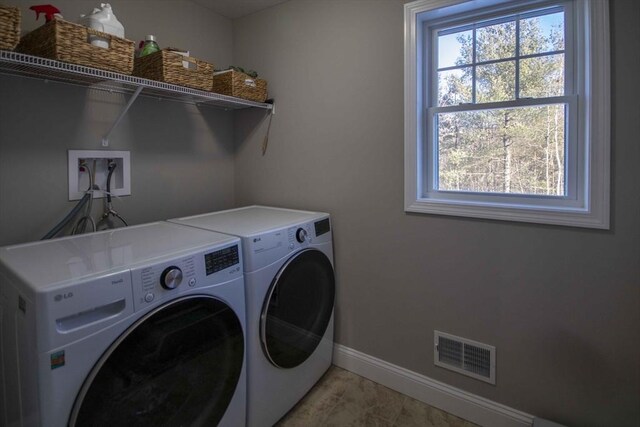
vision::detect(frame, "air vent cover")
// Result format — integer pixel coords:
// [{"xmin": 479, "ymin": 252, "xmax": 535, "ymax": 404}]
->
[{"xmin": 434, "ymin": 331, "xmax": 495, "ymax": 384}]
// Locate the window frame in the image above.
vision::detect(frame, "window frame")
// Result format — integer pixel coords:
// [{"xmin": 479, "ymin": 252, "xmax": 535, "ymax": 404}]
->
[{"xmin": 404, "ymin": 0, "xmax": 610, "ymax": 229}]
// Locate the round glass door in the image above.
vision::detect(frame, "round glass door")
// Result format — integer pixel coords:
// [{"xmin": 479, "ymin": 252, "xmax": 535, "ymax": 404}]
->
[
  {"xmin": 261, "ymin": 249, "xmax": 335, "ymax": 369},
  {"xmin": 70, "ymin": 296, "xmax": 244, "ymax": 427}
]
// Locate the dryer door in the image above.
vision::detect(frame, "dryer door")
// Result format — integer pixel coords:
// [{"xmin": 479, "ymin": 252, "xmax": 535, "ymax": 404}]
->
[
  {"xmin": 261, "ymin": 249, "xmax": 335, "ymax": 369},
  {"xmin": 69, "ymin": 295, "xmax": 244, "ymax": 427}
]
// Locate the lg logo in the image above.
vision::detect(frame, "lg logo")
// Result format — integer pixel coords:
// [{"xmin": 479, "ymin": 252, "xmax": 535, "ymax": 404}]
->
[
  {"xmin": 253, "ymin": 237, "xmax": 262, "ymax": 243},
  {"xmin": 54, "ymin": 292, "xmax": 73, "ymax": 302}
]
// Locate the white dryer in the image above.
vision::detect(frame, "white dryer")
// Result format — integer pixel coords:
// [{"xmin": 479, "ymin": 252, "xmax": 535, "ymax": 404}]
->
[
  {"xmin": 0, "ymin": 222, "xmax": 246, "ymax": 427},
  {"xmin": 170, "ymin": 206, "xmax": 335, "ymax": 427}
]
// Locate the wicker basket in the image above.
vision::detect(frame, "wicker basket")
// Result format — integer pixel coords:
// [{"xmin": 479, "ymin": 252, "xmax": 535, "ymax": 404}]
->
[
  {"xmin": 212, "ymin": 69, "xmax": 267, "ymax": 102},
  {"xmin": 16, "ymin": 19, "xmax": 134, "ymax": 74},
  {"xmin": 134, "ymin": 50, "xmax": 214, "ymax": 91},
  {"xmin": 0, "ymin": 5, "xmax": 20, "ymax": 50}
]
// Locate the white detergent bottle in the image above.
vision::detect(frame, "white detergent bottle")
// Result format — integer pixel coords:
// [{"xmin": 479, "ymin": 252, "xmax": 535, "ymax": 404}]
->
[{"xmin": 79, "ymin": 3, "xmax": 125, "ymax": 48}]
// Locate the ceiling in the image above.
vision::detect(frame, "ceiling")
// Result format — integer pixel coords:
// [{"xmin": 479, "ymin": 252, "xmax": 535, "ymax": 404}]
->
[{"xmin": 192, "ymin": 0, "xmax": 289, "ymax": 19}]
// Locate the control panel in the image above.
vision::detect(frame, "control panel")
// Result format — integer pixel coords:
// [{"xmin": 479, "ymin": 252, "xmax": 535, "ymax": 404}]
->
[
  {"xmin": 205, "ymin": 245, "xmax": 240, "ymax": 275},
  {"xmin": 314, "ymin": 218, "xmax": 331, "ymax": 237},
  {"xmin": 287, "ymin": 225, "xmax": 312, "ymax": 247},
  {"xmin": 241, "ymin": 217, "xmax": 331, "ymax": 271},
  {"xmin": 131, "ymin": 243, "xmax": 241, "ymax": 311}
]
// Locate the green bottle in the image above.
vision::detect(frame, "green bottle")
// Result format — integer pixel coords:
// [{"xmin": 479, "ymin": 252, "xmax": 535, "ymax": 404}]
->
[{"xmin": 140, "ymin": 35, "xmax": 160, "ymax": 57}]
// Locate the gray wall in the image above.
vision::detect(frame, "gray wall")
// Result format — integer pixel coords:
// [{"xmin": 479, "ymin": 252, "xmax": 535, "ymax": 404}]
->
[
  {"xmin": 1, "ymin": 0, "xmax": 638, "ymax": 425},
  {"xmin": 233, "ymin": 1, "xmax": 640, "ymax": 426},
  {"xmin": 0, "ymin": 0, "xmax": 237, "ymax": 245}
]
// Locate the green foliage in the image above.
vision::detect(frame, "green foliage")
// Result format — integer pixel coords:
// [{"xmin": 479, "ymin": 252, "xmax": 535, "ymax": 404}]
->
[
  {"xmin": 436, "ymin": 15, "xmax": 565, "ymax": 196},
  {"xmin": 223, "ymin": 66, "xmax": 258, "ymax": 78}
]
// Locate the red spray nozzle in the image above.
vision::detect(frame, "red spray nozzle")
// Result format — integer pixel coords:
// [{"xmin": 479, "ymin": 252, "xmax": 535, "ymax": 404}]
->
[{"xmin": 30, "ymin": 5, "xmax": 61, "ymax": 23}]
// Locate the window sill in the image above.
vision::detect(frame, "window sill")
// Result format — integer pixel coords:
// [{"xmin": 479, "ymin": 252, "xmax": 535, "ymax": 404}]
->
[{"xmin": 405, "ymin": 198, "xmax": 609, "ymax": 229}]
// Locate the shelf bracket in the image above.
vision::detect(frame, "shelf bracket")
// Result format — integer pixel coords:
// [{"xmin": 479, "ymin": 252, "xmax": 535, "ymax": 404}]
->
[
  {"xmin": 102, "ymin": 85, "xmax": 144, "ymax": 147},
  {"xmin": 266, "ymin": 98, "xmax": 275, "ymax": 115},
  {"xmin": 262, "ymin": 101, "xmax": 275, "ymax": 155}
]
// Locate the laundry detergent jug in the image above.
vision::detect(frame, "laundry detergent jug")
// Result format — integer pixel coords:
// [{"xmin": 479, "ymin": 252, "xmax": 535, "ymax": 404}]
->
[{"xmin": 79, "ymin": 3, "xmax": 125, "ymax": 48}]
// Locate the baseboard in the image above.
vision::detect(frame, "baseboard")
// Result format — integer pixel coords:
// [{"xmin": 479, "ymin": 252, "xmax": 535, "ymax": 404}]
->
[{"xmin": 333, "ymin": 344, "xmax": 535, "ymax": 427}]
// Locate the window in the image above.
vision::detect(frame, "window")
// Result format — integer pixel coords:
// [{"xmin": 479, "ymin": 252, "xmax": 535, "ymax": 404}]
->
[{"xmin": 404, "ymin": 0, "xmax": 610, "ymax": 228}]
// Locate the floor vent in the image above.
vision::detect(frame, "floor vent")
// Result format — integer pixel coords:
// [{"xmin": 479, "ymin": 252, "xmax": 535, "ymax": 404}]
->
[{"xmin": 434, "ymin": 331, "xmax": 496, "ymax": 384}]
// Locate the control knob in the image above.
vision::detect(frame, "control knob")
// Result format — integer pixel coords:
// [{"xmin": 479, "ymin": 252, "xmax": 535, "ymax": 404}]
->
[
  {"xmin": 160, "ymin": 266, "xmax": 183, "ymax": 290},
  {"xmin": 296, "ymin": 228, "xmax": 308, "ymax": 243}
]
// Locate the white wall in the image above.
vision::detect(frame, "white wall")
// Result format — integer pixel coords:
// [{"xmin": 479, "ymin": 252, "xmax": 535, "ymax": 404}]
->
[{"xmin": 232, "ymin": 1, "xmax": 640, "ymax": 426}]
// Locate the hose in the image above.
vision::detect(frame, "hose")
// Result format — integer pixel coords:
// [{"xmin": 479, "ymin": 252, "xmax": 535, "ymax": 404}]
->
[
  {"xmin": 106, "ymin": 161, "xmax": 115, "ymax": 204},
  {"xmin": 73, "ymin": 161, "xmax": 97, "ymax": 234},
  {"xmin": 41, "ymin": 192, "xmax": 91, "ymax": 240},
  {"xmin": 97, "ymin": 161, "xmax": 128, "ymax": 229}
]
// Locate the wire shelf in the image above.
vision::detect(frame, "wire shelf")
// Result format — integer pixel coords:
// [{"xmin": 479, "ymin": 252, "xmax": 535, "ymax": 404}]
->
[{"xmin": 0, "ymin": 50, "xmax": 273, "ymax": 110}]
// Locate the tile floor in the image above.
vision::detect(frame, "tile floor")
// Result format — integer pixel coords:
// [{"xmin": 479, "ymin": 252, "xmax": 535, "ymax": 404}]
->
[{"xmin": 276, "ymin": 366, "xmax": 480, "ymax": 427}]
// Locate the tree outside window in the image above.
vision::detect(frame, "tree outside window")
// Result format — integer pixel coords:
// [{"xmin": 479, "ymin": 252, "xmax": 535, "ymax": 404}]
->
[
  {"xmin": 404, "ymin": 0, "xmax": 610, "ymax": 229},
  {"xmin": 431, "ymin": 9, "xmax": 568, "ymax": 196}
]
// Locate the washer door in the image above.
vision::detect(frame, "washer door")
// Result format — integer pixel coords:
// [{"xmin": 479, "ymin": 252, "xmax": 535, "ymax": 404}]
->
[
  {"xmin": 69, "ymin": 296, "xmax": 244, "ymax": 427},
  {"xmin": 261, "ymin": 249, "xmax": 335, "ymax": 369}
]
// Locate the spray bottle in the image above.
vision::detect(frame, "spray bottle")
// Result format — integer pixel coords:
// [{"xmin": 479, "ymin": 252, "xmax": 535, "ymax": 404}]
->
[{"xmin": 29, "ymin": 5, "xmax": 63, "ymax": 22}]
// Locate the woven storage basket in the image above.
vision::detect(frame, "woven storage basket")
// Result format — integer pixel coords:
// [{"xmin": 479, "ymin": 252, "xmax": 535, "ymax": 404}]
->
[
  {"xmin": 0, "ymin": 5, "xmax": 20, "ymax": 50},
  {"xmin": 16, "ymin": 19, "xmax": 134, "ymax": 74},
  {"xmin": 133, "ymin": 50, "xmax": 213, "ymax": 91},
  {"xmin": 212, "ymin": 70, "xmax": 267, "ymax": 102}
]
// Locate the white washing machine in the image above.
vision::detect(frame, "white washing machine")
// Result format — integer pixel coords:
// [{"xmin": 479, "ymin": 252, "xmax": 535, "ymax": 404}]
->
[
  {"xmin": 170, "ymin": 206, "xmax": 335, "ymax": 427},
  {"xmin": 0, "ymin": 222, "xmax": 247, "ymax": 427}
]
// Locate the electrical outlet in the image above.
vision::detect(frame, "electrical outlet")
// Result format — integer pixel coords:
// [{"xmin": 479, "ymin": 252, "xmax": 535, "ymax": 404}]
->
[{"xmin": 68, "ymin": 150, "xmax": 131, "ymax": 201}]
